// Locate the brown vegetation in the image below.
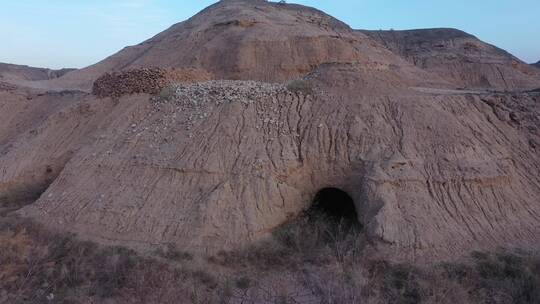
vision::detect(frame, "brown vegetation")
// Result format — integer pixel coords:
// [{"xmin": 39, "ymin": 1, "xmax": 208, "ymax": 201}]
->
[
  {"xmin": 0, "ymin": 217, "xmax": 221, "ymax": 304},
  {"xmin": 1, "ymin": 214, "xmax": 538, "ymax": 303}
]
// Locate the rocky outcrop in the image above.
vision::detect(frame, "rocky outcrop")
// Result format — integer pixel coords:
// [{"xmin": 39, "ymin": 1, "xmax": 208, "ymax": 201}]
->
[{"xmin": 359, "ymin": 28, "xmax": 540, "ymax": 90}]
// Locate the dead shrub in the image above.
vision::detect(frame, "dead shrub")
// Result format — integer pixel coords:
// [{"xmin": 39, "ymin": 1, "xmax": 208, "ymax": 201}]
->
[
  {"xmin": 157, "ymin": 84, "xmax": 177, "ymax": 100},
  {"xmin": 367, "ymin": 260, "xmax": 423, "ymax": 304},
  {"xmin": 155, "ymin": 243, "xmax": 193, "ymax": 262},
  {"xmin": 470, "ymin": 251, "xmax": 540, "ymax": 303},
  {"xmin": 0, "ymin": 217, "xmax": 217, "ymax": 303},
  {"xmin": 209, "ymin": 213, "xmax": 364, "ymax": 272},
  {"xmin": 286, "ymin": 79, "xmax": 314, "ymax": 96}
]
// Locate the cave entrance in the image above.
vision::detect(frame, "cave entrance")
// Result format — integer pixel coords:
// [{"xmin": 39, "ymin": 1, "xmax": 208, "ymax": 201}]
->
[{"xmin": 309, "ymin": 188, "xmax": 361, "ymax": 231}]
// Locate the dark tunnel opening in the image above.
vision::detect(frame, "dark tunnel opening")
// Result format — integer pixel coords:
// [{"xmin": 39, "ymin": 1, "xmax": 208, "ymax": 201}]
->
[
  {"xmin": 269, "ymin": 187, "xmax": 364, "ymax": 254},
  {"xmin": 309, "ymin": 188, "xmax": 362, "ymax": 231}
]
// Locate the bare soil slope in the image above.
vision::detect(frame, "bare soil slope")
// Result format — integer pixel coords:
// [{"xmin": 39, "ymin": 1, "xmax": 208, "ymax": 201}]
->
[
  {"xmin": 7, "ymin": 65, "xmax": 540, "ymax": 257},
  {"xmin": 359, "ymin": 28, "xmax": 540, "ymax": 90}
]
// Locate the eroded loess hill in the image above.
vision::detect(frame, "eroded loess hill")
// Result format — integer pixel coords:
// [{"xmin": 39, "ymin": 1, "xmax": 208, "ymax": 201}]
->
[
  {"xmin": 1, "ymin": 62, "xmax": 537, "ymax": 258},
  {"xmin": 360, "ymin": 28, "xmax": 540, "ymax": 90}
]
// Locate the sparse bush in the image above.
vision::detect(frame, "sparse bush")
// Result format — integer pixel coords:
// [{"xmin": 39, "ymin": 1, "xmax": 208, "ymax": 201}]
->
[
  {"xmin": 286, "ymin": 79, "xmax": 314, "ymax": 96},
  {"xmin": 440, "ymin": 262, "xmax": 472, "ymax": 282},
  {"xmin": 155, "ymin": 243, "xmax": 193, "ymax": 262},
  {"xmin": 0, "ymin": 217, "xmax": 220, "ymax": 303},
  {"xmin": 204, "ymin": 212, "xmax": 368, "ymax": 303},
  {"xmin": 158, "ymin": 84, "xmax": 178, "ymax": 100},
  {"xmin": 208, "ymin": 212, "xmax": 364, "ymax": 272},
  {"xmin": 470, "ymin": 251, "xmax": 540, "ymax": 303},
  {"xmin": 0, "ymin": 217, "xmax": 143, "ymax": 302},
  {"xmin": 368, "ymin": 260, "xmax": 422, "ymax": 304},
  {"xmin": 235, "ymin": 275, "xmax": 251, "ymax": 290}
]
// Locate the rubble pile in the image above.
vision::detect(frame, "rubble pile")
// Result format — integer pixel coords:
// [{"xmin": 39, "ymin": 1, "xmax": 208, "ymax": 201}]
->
[
  {"xmin": 158, "ymin": 80, "xmax": 286, "ymax": 106},
  {"xmin": 92, "ymin": 68, "xmax": 168, "ymax": 99},
  {"xmin": 139, "ymin": 81, "xmax": 288, "ymax": 142}
]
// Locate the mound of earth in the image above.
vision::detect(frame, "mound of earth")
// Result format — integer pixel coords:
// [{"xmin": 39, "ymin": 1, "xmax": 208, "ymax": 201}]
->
[
  {"xmin": 4, "ymin": 63, "xmax": 538, "ymax": 257},
  {"xmin": 1, "ymin": 1, "xmax": 539, "ymax": 260},
  {"xmin": 359, "ymin": 28, "xmax": 540, "ymax": 90},
  {"xmin": 0, "ymin": 62, "xmax": 75, "ymax": 82}
]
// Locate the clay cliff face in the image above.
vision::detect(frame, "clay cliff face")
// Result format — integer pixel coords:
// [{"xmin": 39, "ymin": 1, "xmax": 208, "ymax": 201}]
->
[
  {"xmin": 1, "ymin": 0, "xmax": 540, "ymax": 258},
  {"xmin": 359, "ymin": 28, "xmax": 540, "ymax": 90}
]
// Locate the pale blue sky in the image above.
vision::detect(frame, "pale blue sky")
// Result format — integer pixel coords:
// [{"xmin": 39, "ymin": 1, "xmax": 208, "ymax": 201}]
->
[{"xmin": 1, "ymin": 0, "xmax": 538, "ymax": 69}]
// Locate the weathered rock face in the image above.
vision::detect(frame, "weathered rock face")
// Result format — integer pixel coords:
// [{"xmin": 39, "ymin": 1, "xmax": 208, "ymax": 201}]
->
[
  {"xmin": 1, "ymin": 1, "xmax": 540, "ymax": 259},
  {"xmin": 359, "ymin": 28, "xmax": 540, "ymax": 90}
]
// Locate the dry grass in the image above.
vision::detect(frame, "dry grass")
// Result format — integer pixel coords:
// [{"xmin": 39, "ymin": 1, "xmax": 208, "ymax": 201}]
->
[
  {"xmin": 0, "ymin": 217, "xmax": 220, "ymax": 304},
  {"xmin": 469, "ymin": 251, "xmax": 540, "ymax": 303},
  {"xmin": 1, "ymin": 214, "xmax": 538, "ymax": 303}
]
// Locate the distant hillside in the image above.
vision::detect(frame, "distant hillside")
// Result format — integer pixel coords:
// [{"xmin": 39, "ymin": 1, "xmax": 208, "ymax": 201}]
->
[
  {"xmin": 533, "ymin": 61, "xmax": 540, "ymax": 68},
  {"xmin": 359, "ymin": 28, "xmax": 540, "ymax": 90},
  {"xmin": 0, "ymin": 62, "xmax": 75, "ymax": 82}
]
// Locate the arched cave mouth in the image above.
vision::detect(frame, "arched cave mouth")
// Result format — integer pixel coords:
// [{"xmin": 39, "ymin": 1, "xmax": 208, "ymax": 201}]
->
[
  {"xmin": 269, "ymin": 187, "xmax": 363, "ymax": 251},
  {"xmin": 308, "ymin": 188, "xmax": 362, "ymax": 231}
]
